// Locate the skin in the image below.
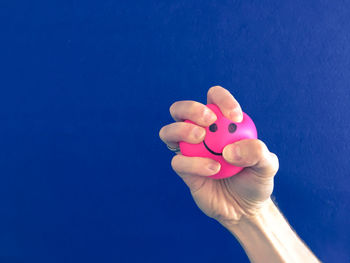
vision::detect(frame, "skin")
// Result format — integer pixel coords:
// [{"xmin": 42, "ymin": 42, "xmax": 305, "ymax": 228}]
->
[
  {"xmin": 158, "ymin": 85, "xmax": 279, "ymax": 224},
  {"xmin": 159, "ymin": 86, "xmax": 321, "ymax": 262}
]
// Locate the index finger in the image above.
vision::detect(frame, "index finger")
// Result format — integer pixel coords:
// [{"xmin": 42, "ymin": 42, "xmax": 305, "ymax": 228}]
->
[{"xmin": 207, "ymin": 86, "xmax": 243, "ymax": 123}]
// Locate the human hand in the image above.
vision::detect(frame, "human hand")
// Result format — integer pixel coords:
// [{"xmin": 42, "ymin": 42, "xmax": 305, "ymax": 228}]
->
[{"xmin": 159, "ymin": 86, "xmax": 279, "ymax": 225}]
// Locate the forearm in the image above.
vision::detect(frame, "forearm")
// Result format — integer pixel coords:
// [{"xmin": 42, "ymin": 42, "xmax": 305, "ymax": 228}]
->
[{"xmin": 220, "ymin": 198, "xmax": 321, "ymax": 263}]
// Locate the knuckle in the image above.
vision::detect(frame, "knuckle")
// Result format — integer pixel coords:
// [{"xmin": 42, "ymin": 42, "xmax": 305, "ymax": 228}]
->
[
  {"xmin": 159, "ymin": 125, "xmax": 171, "ymax": 141},
  {"xmin": 170, "ymin": 101, "xmax": 183, "ymax": 116},
  {"xmin": 254, "ymin": 140, "xmax": 268, "ymax": 156},
  {"xmin": 158, "ymin": 126, "xmax": 166, "ymax": 140},
  {"xmin": 208, "ymin": 85, "xmax": 223, "ymax": 95},
  {"xmin": 207, "ymin": 87, "xmax": 215, "ymax": 97},
  {"xmin": 171, "ymin": 155, "xmax": 180, "ymax": 171},
  {"xmin": 169, "ymin": 102, "xmax": 177, "ymax": 115},
  {"xmin": 270, "ymin": 153, "xmax": 280, "ymax": 173}
]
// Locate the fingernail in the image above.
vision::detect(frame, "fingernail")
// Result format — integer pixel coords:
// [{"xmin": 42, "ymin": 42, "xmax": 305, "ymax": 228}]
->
[
  {"xmin": 224, "ymin": 145, "xmax": 242, "ymax": 162},
  {"xmin": 234, "ymin": 145, "xmax": 242, "ymax": 160},
  {"xmin": 193, "ymin": 127, "xmax": 205, "ymax": 139},
  {"xmin": 208, "ymin": 162, "xmax": 221, "ymax": 173},
  {"xmin": 229, "ymin": 108, "xmax": 243, "ymax": 123},
  {"xmin": 203, "ymin": 109, "xmax": 216, "ymax": 123}
]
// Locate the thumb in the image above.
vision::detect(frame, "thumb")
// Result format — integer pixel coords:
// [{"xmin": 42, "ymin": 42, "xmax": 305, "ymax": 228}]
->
[{"xmin": 222, "ymin": 139, "xmax": 279, "ymax": 178}]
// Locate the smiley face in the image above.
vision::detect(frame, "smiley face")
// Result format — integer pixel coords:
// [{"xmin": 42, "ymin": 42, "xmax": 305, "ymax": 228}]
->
[
  {"xmin": 203, "ymin": 122, "xmax": 237, "ymax": 155},
  {"xmin": 179, "ymin": 103, "xmax": 257, "ymax": 179}
]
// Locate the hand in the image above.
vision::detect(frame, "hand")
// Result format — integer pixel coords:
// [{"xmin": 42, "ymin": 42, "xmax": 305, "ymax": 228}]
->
[{"xmin": 159, "ymin": 86, "xmax": 279, "ymax": 225}]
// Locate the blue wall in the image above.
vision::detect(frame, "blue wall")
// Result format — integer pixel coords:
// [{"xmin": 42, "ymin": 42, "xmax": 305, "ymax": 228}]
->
[{"xmin": 1, "ymin": 0, "xmax": 349, "ymax": 262}]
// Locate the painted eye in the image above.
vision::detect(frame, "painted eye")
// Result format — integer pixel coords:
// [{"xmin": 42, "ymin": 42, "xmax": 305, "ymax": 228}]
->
[
  {"xmin": 228, "ymin": 123, "xmax": 237, "ymax": 133},
  {"xmin": 209, "ymin": 123, "xmax": 218, "ymax": 132}
]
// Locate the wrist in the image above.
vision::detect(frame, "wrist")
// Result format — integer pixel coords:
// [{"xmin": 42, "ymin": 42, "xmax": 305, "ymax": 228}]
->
[
  {"xmin": 222, "ymin": 197, "xmax": 277, "ymax": 247},
  {"xmin": 217, "ymin": 197, "xmax": 274, "ymax": 231},
  {"xmin": 218, "ymin": 197, "xmax": 321, "ymax": 263}
]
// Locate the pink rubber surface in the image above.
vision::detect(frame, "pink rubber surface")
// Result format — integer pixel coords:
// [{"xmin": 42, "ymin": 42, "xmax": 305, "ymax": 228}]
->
[{"xmin": 179, "ymin": 104, "xmax": 258, "ymax": 179}]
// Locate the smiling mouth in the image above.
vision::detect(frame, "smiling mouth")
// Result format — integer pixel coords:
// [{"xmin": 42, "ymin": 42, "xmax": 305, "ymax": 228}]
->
[{"xmin": 203, "ymin": 140, "xmax": 222, "ymax": 156}]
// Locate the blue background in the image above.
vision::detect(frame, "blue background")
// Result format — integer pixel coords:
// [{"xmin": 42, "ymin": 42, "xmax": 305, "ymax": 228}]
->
[{"xmin": 1, "ymin": 0, "xmax": 350, "ymax": 262}]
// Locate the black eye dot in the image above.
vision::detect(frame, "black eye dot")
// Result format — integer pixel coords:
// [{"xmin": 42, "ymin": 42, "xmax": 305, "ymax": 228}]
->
[
  {"xmin": 209, "ymin": 123, "xmax": 218, "ymax": 132},
  {"xmin": 228, "ymin": 123, "xmax": 237, "ymax": 133}
]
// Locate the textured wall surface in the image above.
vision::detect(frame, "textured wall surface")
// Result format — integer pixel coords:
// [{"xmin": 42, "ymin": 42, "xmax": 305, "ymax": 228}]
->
[{"xmin": 1, "ymin": 0, "xmax": 349, "ymax": 262}]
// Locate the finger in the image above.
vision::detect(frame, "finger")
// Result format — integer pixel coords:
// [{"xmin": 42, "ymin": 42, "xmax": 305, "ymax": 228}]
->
[
  {"xmin": 207, "ymin": 85, "xmax": 243, "ymax": 123},
  {"xmin": 222, "ymin": 139, "xmax": 279, "ymax": 177},
  {"xmin": 159, "ymin": 122, "xmax": 206, "ymax": 149},
  {"xmin": 171, "ymin": 154, "xmax": 221, "ymax": 178},
  {"xmin": 169, "ymin": 100, "xmax": 217, "ymax": 127}
]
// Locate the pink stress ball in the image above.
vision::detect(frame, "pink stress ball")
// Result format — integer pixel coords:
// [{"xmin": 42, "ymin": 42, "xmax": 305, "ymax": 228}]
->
[{"xmin": 179, "ymin": 103, "xmax": 258, "ymax": 180}]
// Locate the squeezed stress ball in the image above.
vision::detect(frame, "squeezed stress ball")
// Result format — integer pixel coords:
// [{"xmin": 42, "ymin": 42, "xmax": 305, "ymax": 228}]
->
[{"xmin": 179, "ymin": 103, "xmax": 258, "ymax": 179}]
